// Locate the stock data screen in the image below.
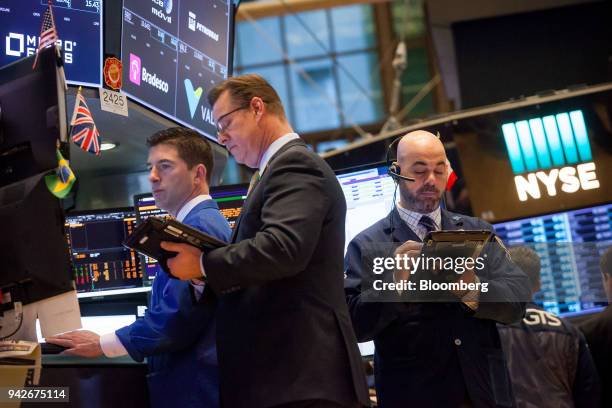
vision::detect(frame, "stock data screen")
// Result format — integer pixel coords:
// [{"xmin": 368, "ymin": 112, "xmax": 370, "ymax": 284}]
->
[
  {"xmin": 121, "ymin": 0, "xmax": 232, "ymax": 141},
  {"xmin": 494, "ymin": 203, "xmax": 612, "ymax": 315},
  {"xmin": 336, "ymin": 165, "xmax": 397, "ymax": 252},
  {"xmin": 65, "ymin": 210, "xmax": 142, "ymax": 293},
  {"xmin": 134, "ymin": 185, "xmax": 247, "ymax": 283},
  {"xmin": 211, "ymin": 184, "xmax": 247, "ymax": 230},
  {"xmin": 0, "ymin": 0, "xmax": 102, "ymax": 86},
  {"xmin": 134, "ymin": 194, "xmax": 170, "ymax": 284}
]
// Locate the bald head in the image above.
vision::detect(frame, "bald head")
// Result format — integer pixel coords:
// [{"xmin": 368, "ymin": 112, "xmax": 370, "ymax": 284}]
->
[
  {"xmin": 397, "ymin": 130, "xmax": 447, "ymax": 163},
  {"xmin": 394, "ymin": 130, "xmax": 449, "ymax": 213}
]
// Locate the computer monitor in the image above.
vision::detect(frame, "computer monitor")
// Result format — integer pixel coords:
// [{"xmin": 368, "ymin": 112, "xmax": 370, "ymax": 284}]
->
[
  {"xmin": 0, "ymin": 46, "xmax": 72, "ymax": 308},
  {"xmin": 0, "ymin": 179, "xmax": 73, "ymax": 307},
  {"xmin": 493, "ymin": 202, "xmax": 612, "ymax": 316},
  {"xmin": 336, "ymin": 163, "xmax": 398, "ymax": 252},
  {"xmin": 133, "ymin": 193, "xmax": 170, "ymax": 284},
  {"xmin": 210, "ymin": 183, "xmax": 248, "ymax": 230},
  {"xmin": 133, "ymin": 183, "xmax": 248, "ymax": 283},
  {"xmin": 0, "ymin": 45, "xmax": 67, "ymax": 191},
  {"xmin": 65, "ymin": 208, "xmax": 144, "ymax": 296}
]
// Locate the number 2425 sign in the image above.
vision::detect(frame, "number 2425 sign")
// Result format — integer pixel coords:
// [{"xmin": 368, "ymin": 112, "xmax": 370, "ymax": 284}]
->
[{"xmin": 99, "ymin": 88, "xmax": 129, "ymax": 117}]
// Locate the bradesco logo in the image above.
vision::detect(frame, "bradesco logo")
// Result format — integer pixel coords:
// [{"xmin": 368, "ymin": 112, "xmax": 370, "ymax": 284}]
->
[
  {"xmin": 129, "ymin": 53, "xmax": 169, "ymax": 94},
  {"xmin": 502, "ymin": 110, "xmax": 599, "ymax": 202}
]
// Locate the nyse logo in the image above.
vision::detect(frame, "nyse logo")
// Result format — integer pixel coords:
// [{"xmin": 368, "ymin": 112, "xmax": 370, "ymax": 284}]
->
[
  {"xmin": 5, "ymin": 32, "xmax": 76, "ymax": 63},
  {"xmin": 502, "ymin": 110, "xmax": 600, "ymax": 202}
]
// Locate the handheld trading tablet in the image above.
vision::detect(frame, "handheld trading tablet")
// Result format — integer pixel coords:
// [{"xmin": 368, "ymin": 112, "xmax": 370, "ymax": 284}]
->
[
  {"xmin": 123, "ymin": 217, "xmax": 226, "ymax": 278},
  {"xmin": 419, "ymin": 230, "xmax": 495, "ymax": 284}
]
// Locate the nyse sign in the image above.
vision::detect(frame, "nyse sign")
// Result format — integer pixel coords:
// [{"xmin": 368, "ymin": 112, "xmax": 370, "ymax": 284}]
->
[{"xmin": 502, "ymin": 110, "xmax": 600, "ymax": 202}]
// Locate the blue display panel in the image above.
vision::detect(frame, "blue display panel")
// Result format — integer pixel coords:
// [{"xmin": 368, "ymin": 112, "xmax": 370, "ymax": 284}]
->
[
  {"xmin": 0, "ymin": 0, "xmax": 102, "ymax": 87},
  {"xmin": 494, "ymin": 203, "xmax": 612, "ymax": 316},
  {"xmin": 121, "ymin": 0, "xmax": 232, "ymax": 141}
]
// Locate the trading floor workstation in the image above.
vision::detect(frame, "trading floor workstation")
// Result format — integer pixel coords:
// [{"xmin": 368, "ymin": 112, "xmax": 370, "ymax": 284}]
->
[{"xmin": 1, "ymin": 1, "xmax": 611, "ymax": 407}]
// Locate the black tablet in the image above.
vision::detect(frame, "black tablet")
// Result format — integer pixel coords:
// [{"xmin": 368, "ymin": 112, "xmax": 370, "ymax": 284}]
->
[{"xmin": 123, "ymin": 217, "xmax": 227, "ymax": 277}]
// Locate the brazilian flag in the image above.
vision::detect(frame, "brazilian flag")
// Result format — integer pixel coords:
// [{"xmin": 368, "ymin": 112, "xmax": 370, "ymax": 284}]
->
[{"xmin": 45, "ymin": 149, "xmax": 76, "ymax": 198}]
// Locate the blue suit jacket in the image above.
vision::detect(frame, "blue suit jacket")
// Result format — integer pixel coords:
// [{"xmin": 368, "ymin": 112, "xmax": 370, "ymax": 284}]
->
[
  {"xmin": 116, "ymin": 199, "xmax": 231, "ymax": 408},
  {"xmin": 344, "ymin": 208, "xmax": 531, "ymax": 408}
]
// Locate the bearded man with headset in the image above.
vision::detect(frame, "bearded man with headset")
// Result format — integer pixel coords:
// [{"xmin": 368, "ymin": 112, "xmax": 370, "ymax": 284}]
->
[{"xmin": 344, "ymin": 130, "xmax": 531, "ymax": 408}]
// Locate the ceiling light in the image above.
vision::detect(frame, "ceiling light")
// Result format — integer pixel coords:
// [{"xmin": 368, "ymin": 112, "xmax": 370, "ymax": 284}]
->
[{"xmin": 100, "ymin": 141, "xmax": 118, "ymax": 151}]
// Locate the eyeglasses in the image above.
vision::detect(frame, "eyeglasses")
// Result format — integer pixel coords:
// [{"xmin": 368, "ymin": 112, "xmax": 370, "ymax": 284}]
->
[{"xmin": 215, "ymin": 106, "xmax": 248, "ymax": 135}]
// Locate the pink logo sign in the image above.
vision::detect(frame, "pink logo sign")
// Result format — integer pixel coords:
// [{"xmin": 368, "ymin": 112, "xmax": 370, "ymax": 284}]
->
[{"xmin": 129, "ymin": 53, "xmax": 141, "ymax": 85}]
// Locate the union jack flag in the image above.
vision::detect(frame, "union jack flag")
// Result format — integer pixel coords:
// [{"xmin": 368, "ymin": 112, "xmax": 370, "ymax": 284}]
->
[
  {"xmin": 70, "ymin": 90, "xmax": 101, "ymax": 155},
  {"xmin": 32, "ymin": 1, "xmax": 59, "ymax": 69}
]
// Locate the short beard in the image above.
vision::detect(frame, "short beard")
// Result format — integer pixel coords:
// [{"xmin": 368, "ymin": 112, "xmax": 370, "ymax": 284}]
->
[{"xmin": 399, "ymin": 184, "xmax": 443, "ymax": 214}]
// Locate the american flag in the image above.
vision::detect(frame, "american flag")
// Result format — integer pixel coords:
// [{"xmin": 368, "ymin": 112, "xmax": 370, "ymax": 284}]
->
[
  {"xmin": 70, "ymin": 91, "xmax": 101, "ymax": 155},
  {"xmin": 32, "ymin": 1, "xmax": 59, "ymax": 69}
]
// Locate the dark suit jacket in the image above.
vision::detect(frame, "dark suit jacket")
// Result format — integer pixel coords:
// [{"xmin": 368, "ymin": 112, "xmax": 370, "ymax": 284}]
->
[
  {"xmin": 580, "ymin": 305, "xmax": 612, "ymax": 408},
  {"xmin": 116, "ymin": 199, "xmax": 231, "ymax": 408},
  {"xmin": 202, "ymin": 139, "xmax": 369, "ymax": 408},
  {"xmin": 344, "ymin": 208, "xmax": 531, "ymax": 408}
]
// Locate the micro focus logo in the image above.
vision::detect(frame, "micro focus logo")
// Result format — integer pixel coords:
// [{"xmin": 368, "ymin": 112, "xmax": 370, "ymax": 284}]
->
[
  {"xmin": 502, "ymin": 110, "xmax": 600, "ymax": 201},
  {"xmin": 5, "ymin": 32, "xmax": 76, "ymax": 62},
  {"xmin": 129, "ymin": 53, "xmax": 141, "ymax": 85}
]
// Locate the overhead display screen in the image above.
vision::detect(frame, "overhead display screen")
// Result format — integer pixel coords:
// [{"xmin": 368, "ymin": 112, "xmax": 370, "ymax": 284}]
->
[
  {"xmin": 121, "ymin": 0, "xmax": 232, "ymax": 141},
  {"xmin": 0, "ymin": 0, "xmax": 102, "ymax": 87}
]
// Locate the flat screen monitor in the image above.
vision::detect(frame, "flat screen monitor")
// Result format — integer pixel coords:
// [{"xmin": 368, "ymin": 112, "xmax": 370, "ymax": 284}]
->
[
  {"xmin": 336, "ymin": 163, "xmax": 398, "ymax": 253},
  {"xmin": 65, "ymin": 208, "xmax": 144, "ymax": 296},
  {"xmin": 493, "ymin": 202, "xmax": 612, "ymax": 317},
  {"xmin": 0, "ymin": 1, "xmax": 103, "ymax": 87},
  {"xmin": 134, "ymin": 183, "xmax": 248, "ymax": 283},
  {"xmin": 121, "ymin": 0, "xmax": 234, "ymax": 141},
  {"xmin": 0, "ymin": 45, "xmax": 67, "ymax": 190},
  {"xmin": 0, "ymin": 179, "xmax": 73, "ymax": 305}
]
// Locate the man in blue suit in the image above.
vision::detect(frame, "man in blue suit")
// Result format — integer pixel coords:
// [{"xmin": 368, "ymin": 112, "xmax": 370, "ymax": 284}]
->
[
  {"xmin": 47, "ymin": 127, "xmax": 231, "ymax": 408},
  {"xmin": 344, "ymin": 130, "xmax": 531, "ymax": 408}
]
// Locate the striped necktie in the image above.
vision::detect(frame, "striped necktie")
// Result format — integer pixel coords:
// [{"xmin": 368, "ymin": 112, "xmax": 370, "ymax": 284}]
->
[
  {"xmin": 419, "ymin": 215, "xmax": 437, "ymax": 234},
  {"xmin": 247, "ymin": 170, "xmax": 260, "ymax": 196}
]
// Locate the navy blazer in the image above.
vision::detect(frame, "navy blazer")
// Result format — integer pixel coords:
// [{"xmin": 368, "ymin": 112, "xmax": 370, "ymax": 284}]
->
[
  {"xmin": 344, "ymin": 208, "xmax": 531, "ymax": 408},
  {"xmin": 116, "ymin": 199, "xmax": 231, "ymax": 408}
]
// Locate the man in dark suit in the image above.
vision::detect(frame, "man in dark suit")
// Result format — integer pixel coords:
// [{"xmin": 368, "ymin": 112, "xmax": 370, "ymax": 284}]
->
[
  {"xmin": 580, "ymin": 247, "xmax": 612, "ymax": 408},
  {"xmin": 344, "ymin": 131, "xmax": 531, "ymax": 408},
  {"xmin": 162, "ymin": 74, "xmax": 369, "ymax": 408}
]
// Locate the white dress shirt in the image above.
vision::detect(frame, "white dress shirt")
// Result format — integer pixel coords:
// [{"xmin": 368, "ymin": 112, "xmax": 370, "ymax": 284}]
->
[
  {"xmin": 100, "ymin": 194, "xmax": 212, "ymax": 358},
  {"xmin": 197, "ymin": 133, "xmax": 301, "ymax": 280}
]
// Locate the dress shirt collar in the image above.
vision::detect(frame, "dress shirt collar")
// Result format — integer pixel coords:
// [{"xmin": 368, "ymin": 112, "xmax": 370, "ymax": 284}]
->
[
  {"xmin": 176, "ymin": 194, "xmax": 212, "ymax": 222},
  {"xmin": 395, "ymin": 203, "xmax": 441, "ymax": 239},
  {"xmin": 259, "ymin": 133, "xmax": 300, "ymax": 174}
]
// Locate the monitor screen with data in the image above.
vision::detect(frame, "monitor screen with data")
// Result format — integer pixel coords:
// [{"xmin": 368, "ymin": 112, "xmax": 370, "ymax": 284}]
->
[
  {"xmin": 65, "ymin": 208, "xmax": 143, "ymax": 295},
  {"xmin": 494, "ymin": 202, "xmax": 611, "ymax": 316}
]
